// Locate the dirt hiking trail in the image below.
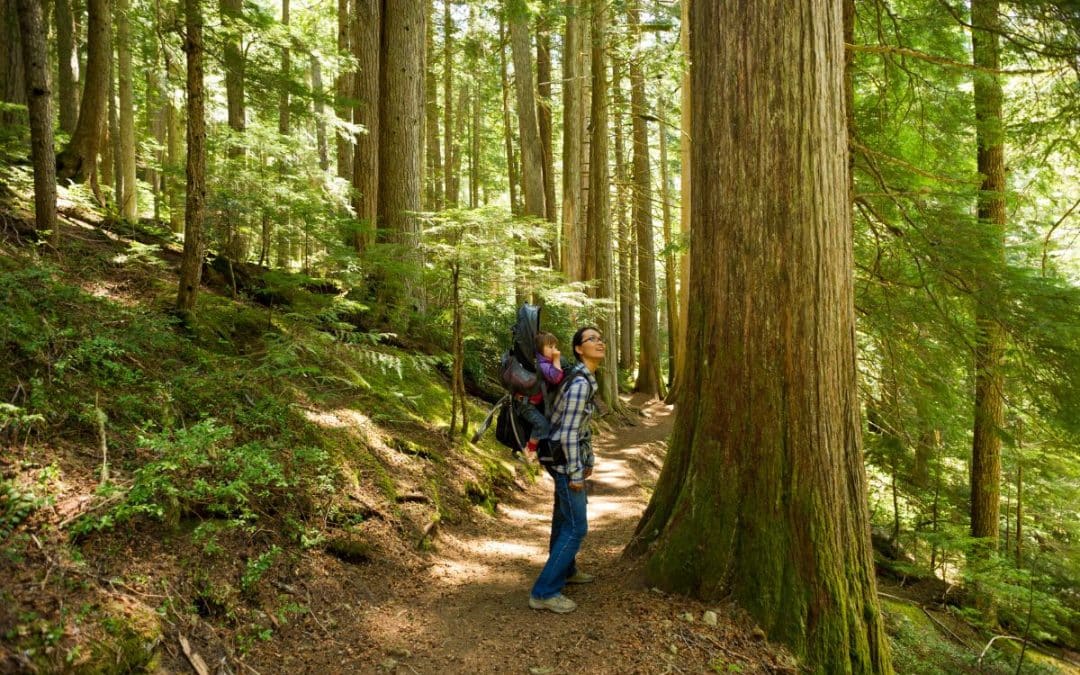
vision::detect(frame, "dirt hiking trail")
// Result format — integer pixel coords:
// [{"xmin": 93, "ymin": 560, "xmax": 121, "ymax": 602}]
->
[{"xmin": 246, "ymin": 394, "xmax": 788, "ymax": 674}]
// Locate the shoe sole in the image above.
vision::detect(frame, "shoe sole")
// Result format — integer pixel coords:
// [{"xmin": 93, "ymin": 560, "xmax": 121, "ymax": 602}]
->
[{"xmin": 529, "ymin": 599, "xmax": 577, "ymax": 614}]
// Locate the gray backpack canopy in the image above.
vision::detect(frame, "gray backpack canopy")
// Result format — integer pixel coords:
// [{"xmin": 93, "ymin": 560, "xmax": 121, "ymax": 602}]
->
[{"xmin": 511, "ymin": 303, "xmax": 542, "ymax": 372}]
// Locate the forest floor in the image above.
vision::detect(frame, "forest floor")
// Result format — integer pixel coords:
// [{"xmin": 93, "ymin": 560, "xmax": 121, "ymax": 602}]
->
[{"xmin": 239, "ymin": 394, "xmax": 793, "ymax": 674}]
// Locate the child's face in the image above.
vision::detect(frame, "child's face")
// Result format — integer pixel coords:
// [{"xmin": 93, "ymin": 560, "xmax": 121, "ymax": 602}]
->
[{"xmin": 542, "ymin": 343, "xmax": 559, "ymax": 359}]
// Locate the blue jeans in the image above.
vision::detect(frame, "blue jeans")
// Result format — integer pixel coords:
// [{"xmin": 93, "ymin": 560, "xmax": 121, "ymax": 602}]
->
[
  {"xmin": 519, "ymin": 401, "xmax": 550, "ymax": 441},
  {"xmin": 531, "ymin": 470, "xmax": 588, "ymax": 599}
]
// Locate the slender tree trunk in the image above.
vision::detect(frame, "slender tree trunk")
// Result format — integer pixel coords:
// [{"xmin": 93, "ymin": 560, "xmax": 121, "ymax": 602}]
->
[
  {"xmin": 613, "ymin": 57, "xmax": 634, "ymax": 374},
  {"xmin": 146, "ymin": 64, "xmax": 161, "ymax": 221},
  {"xmin": 108, "ymin": 52, "xmax": 122, "ymax": 205},
  {"xmin": 176, "ymin": 0, "xmax": 205, "ymax": 317},
  {"xmin": 629, "ymin": 1, "xmax": 663, "ymax": 397},
  {"xmin": 666, "ymin": 0, "xmax": 691, "ymax": 403},
  {"xmin": 507, "ymin": 0, "xmax": 545, "ymax": 221},
  {"xmin": 442, "ymin": 0, "xmax": 455, "ymax": 206},
  {"xmin": 56, "ymin": 0, "xmax": 110, "ymax": 183},
  {"xmin": 969, "ymin": 0, "xmax": 1005, "ymax": 555},
  {"xmin": 424, "ymin": 0, "xmax": 442, "ymax": 209},
  {"xmin": 499, "ymin": 17, "xmax": 520, "ymax": 215},
  {"xmin": 56, "ymin": 0, "xmax": 79, "ymax": 133},
  {"xmin": 353, "ymin": 0, "xmax": 380, "ymax": 251},
  {"xmin": 536, "ymin": 23, "xmax": 556, "ymax": 228},
  {"xmin": 336, "ymin": 0, "xmax": 351, "ymax": 179},
  {"xmin": 560, "ymin": 0, "xmax": 583, "ymax": 280},
  {"xmin": 164, "ymin": 52, "xmax": 183, "ymax": 233},
  {"xmin": 16, "ymin": 0, "xmax": 58, "ymax": 243},
  {"xmin": 659, "ymin": 106, "xmax": 677, "ymax": 386},
  {"xmin": 469, "ymin": 5, "xmax": 480, "ymax": 208},
  {"xmin": 1014, "ymin": 461, "xmax": 1022, "ymax": 565},
  {"xmin": 586, "ymin": 0, "xmax": 621, "ymax": 408},
  {"xmin": 221, "ymin": 0, "xmax": 245, "ymax": 158},
  {"xmin": 312, "ymin": 55, "xmax": 329, "ymax": 170},
  {"xmin": 279, "ymin": 0, "xmax": 290, "ymax": 135},
  {"xmin": 116, "ymin": 0, "xmax": 137, "ymax": 220},
  {"xmin": 629, "ymin": 2, "xmax": 891, "ymax": 671}
]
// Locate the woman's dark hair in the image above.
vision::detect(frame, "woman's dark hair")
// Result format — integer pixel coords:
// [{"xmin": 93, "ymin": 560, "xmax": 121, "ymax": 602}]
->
[{"xmin": 571, "ymin": 325, "xmax": 600, "ymax": 362}]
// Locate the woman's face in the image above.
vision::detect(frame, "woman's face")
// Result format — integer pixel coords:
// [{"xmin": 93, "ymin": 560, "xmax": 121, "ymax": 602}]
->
[{"xmin": 576, "ymin": 329, "xmax": 605, "ymax": 362}]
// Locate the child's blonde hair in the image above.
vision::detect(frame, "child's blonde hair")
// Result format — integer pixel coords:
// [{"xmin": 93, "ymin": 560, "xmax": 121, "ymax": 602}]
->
[{"xmin": 535, "ymin": 332, "xmax": 558, "ymax": 353}]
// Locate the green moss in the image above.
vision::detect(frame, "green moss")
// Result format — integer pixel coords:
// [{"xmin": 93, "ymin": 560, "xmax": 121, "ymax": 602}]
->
[
  {"xmin": 80, "ymin": 600, "xmax": 162, "ymax": 674},
  {"xmin": 325, "ymin": 534, "xmax": 373, "ymax": 563}
]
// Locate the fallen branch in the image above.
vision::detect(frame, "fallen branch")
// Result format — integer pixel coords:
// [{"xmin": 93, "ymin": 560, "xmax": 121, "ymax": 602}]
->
[
  {"xmin": 978, "ymin": 635, "xmax": 1027, "ymax": 667},
  {"xmin": 921, "ymin": 606, "xmax": 972, "ymax": 649},
  {"xmin": 179, "ymin": 635, "xmax": 210, "ymax": 675}
]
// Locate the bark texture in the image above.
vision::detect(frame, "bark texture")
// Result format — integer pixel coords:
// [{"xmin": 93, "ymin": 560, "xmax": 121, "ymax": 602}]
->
[
  {"xmin": 629, "ymin": 2, "xmax": 663, "ymax": 397},
  {"xmin": 969, "ymin": 0, "xmax": 1005, "ymax": 549},
  {"xmin": 117, "ymin": 0, "xmax": 137, "ymax": 219},
  {"xmin": 507, "ymin": 0, "xmax": 545, "ymax": 221},
  {"xmin": 560, "ymin": 0, "xmax": 583, "ymax": 280},
  {"xmin": 585, "ymin": 0, "xmax": 621, "ymax": 408},
  {"xmin": 630, "ymin": 2, "xmax": 891, "ymax": 672},
  {"xmin": 221, "ymin": 0, "xmax": 245, "ymax": 157},
  {"xmin": 376, "ymin": 0, "xmax": 424, "ymax": 245},
  {"xmin": 55, "ymin": 0, "xmax": 79, "ymax": 133},
  {"xmin": 352, "ymin": 0, "xmax": 380, "ymax": 251},
  {"xmin": 176, "ymin": 0, "xmax": 206, "ymax": 316},
  {"xmin": 16, "ymin": 0, "xmax": 57, "ymax": 241},
  {"xmin": 56, "ymin": 0, "xmax": 111, "ymax": 183},
  {"xmin": 0, "ymin": 0, "xmax": 25, "ymax": 127}
]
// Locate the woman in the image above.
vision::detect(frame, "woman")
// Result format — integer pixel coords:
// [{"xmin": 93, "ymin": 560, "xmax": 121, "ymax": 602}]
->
[{"xmin": 528, "ymin": 326, "xmax": 605, "ymax": 614}]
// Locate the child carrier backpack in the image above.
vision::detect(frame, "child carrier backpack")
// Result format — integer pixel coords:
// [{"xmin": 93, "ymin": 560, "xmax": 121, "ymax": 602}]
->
[{"xmin": 472, "ymin": 303, "xmax": 567, "ymax": 453}]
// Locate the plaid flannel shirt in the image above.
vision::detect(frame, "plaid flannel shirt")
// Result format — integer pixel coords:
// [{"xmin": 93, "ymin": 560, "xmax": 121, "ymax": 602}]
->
[{"xmin": 549, "ymin": 366, "xmax": 597, "ymax": 483}]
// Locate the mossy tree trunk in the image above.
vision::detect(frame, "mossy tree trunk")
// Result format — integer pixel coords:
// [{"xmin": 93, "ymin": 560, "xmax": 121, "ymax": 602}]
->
[{"xmin": 628, "ymin": 2, "xmax": 891, "ymax": 672}]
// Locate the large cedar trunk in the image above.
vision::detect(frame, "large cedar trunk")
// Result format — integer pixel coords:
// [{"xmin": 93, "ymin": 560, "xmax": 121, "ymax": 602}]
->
[
  {"xmin": 376, "ymin": 0, "xmax": 424, "ymax": 247},
  {"xmin": 56, "ymin": 0, "xmax": 110, "ymax": 183},
  {"xmin": 508, "ymin": 0, "xmax": 545, "ymax": 221},
  {"xmin": 176, "ymin": 0, "xmax": 206, "ymax": 316},
  {"xmin": 969, "ymin": 0, "xmax": 1005, "ymax": 550},
  {"xmin": 629, "ymin": 2, "xmax": 664, "ymax": 397},
  {"xmin": 560, "ymin": 0, "xmax": 583, "ymax": 280},
  {"xmin": 629, "ymin": 2, "xmax": 890, "ymax": 671},
  {"xmin": 16, "ymin": 0, "xmax": 58, "ymax": 241},
  {"xmin": 353, "ymin": 0, "xmax": 380, "ymax": 252},
  {"xmin": 56, "ymin": 0, "xmax": 80, "ymax": 133}
]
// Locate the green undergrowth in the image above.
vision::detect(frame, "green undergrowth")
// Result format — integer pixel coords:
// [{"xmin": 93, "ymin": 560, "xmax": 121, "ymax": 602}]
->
[
  {"xmin": 0, "ymin": 211, "xmax": 523, "ymax": 670},
  {"xmin": 881, "ymin": 598, "xmax": 1066, "ymax": 674}
]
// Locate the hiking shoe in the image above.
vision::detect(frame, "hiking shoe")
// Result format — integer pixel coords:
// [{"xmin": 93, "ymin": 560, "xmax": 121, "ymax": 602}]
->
[
  {"xmin": 529, "ymin": 594, "xmax": 577, "ymax": 614},
  {"xmin": 565, "ymin": 570, "xmax": 595, "ymax": 584}
]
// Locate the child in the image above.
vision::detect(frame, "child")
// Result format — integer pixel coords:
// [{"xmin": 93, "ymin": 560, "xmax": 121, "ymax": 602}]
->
[{"xmin": 520, "ymin": 332, "xmax": 564, "ymax": 458}]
